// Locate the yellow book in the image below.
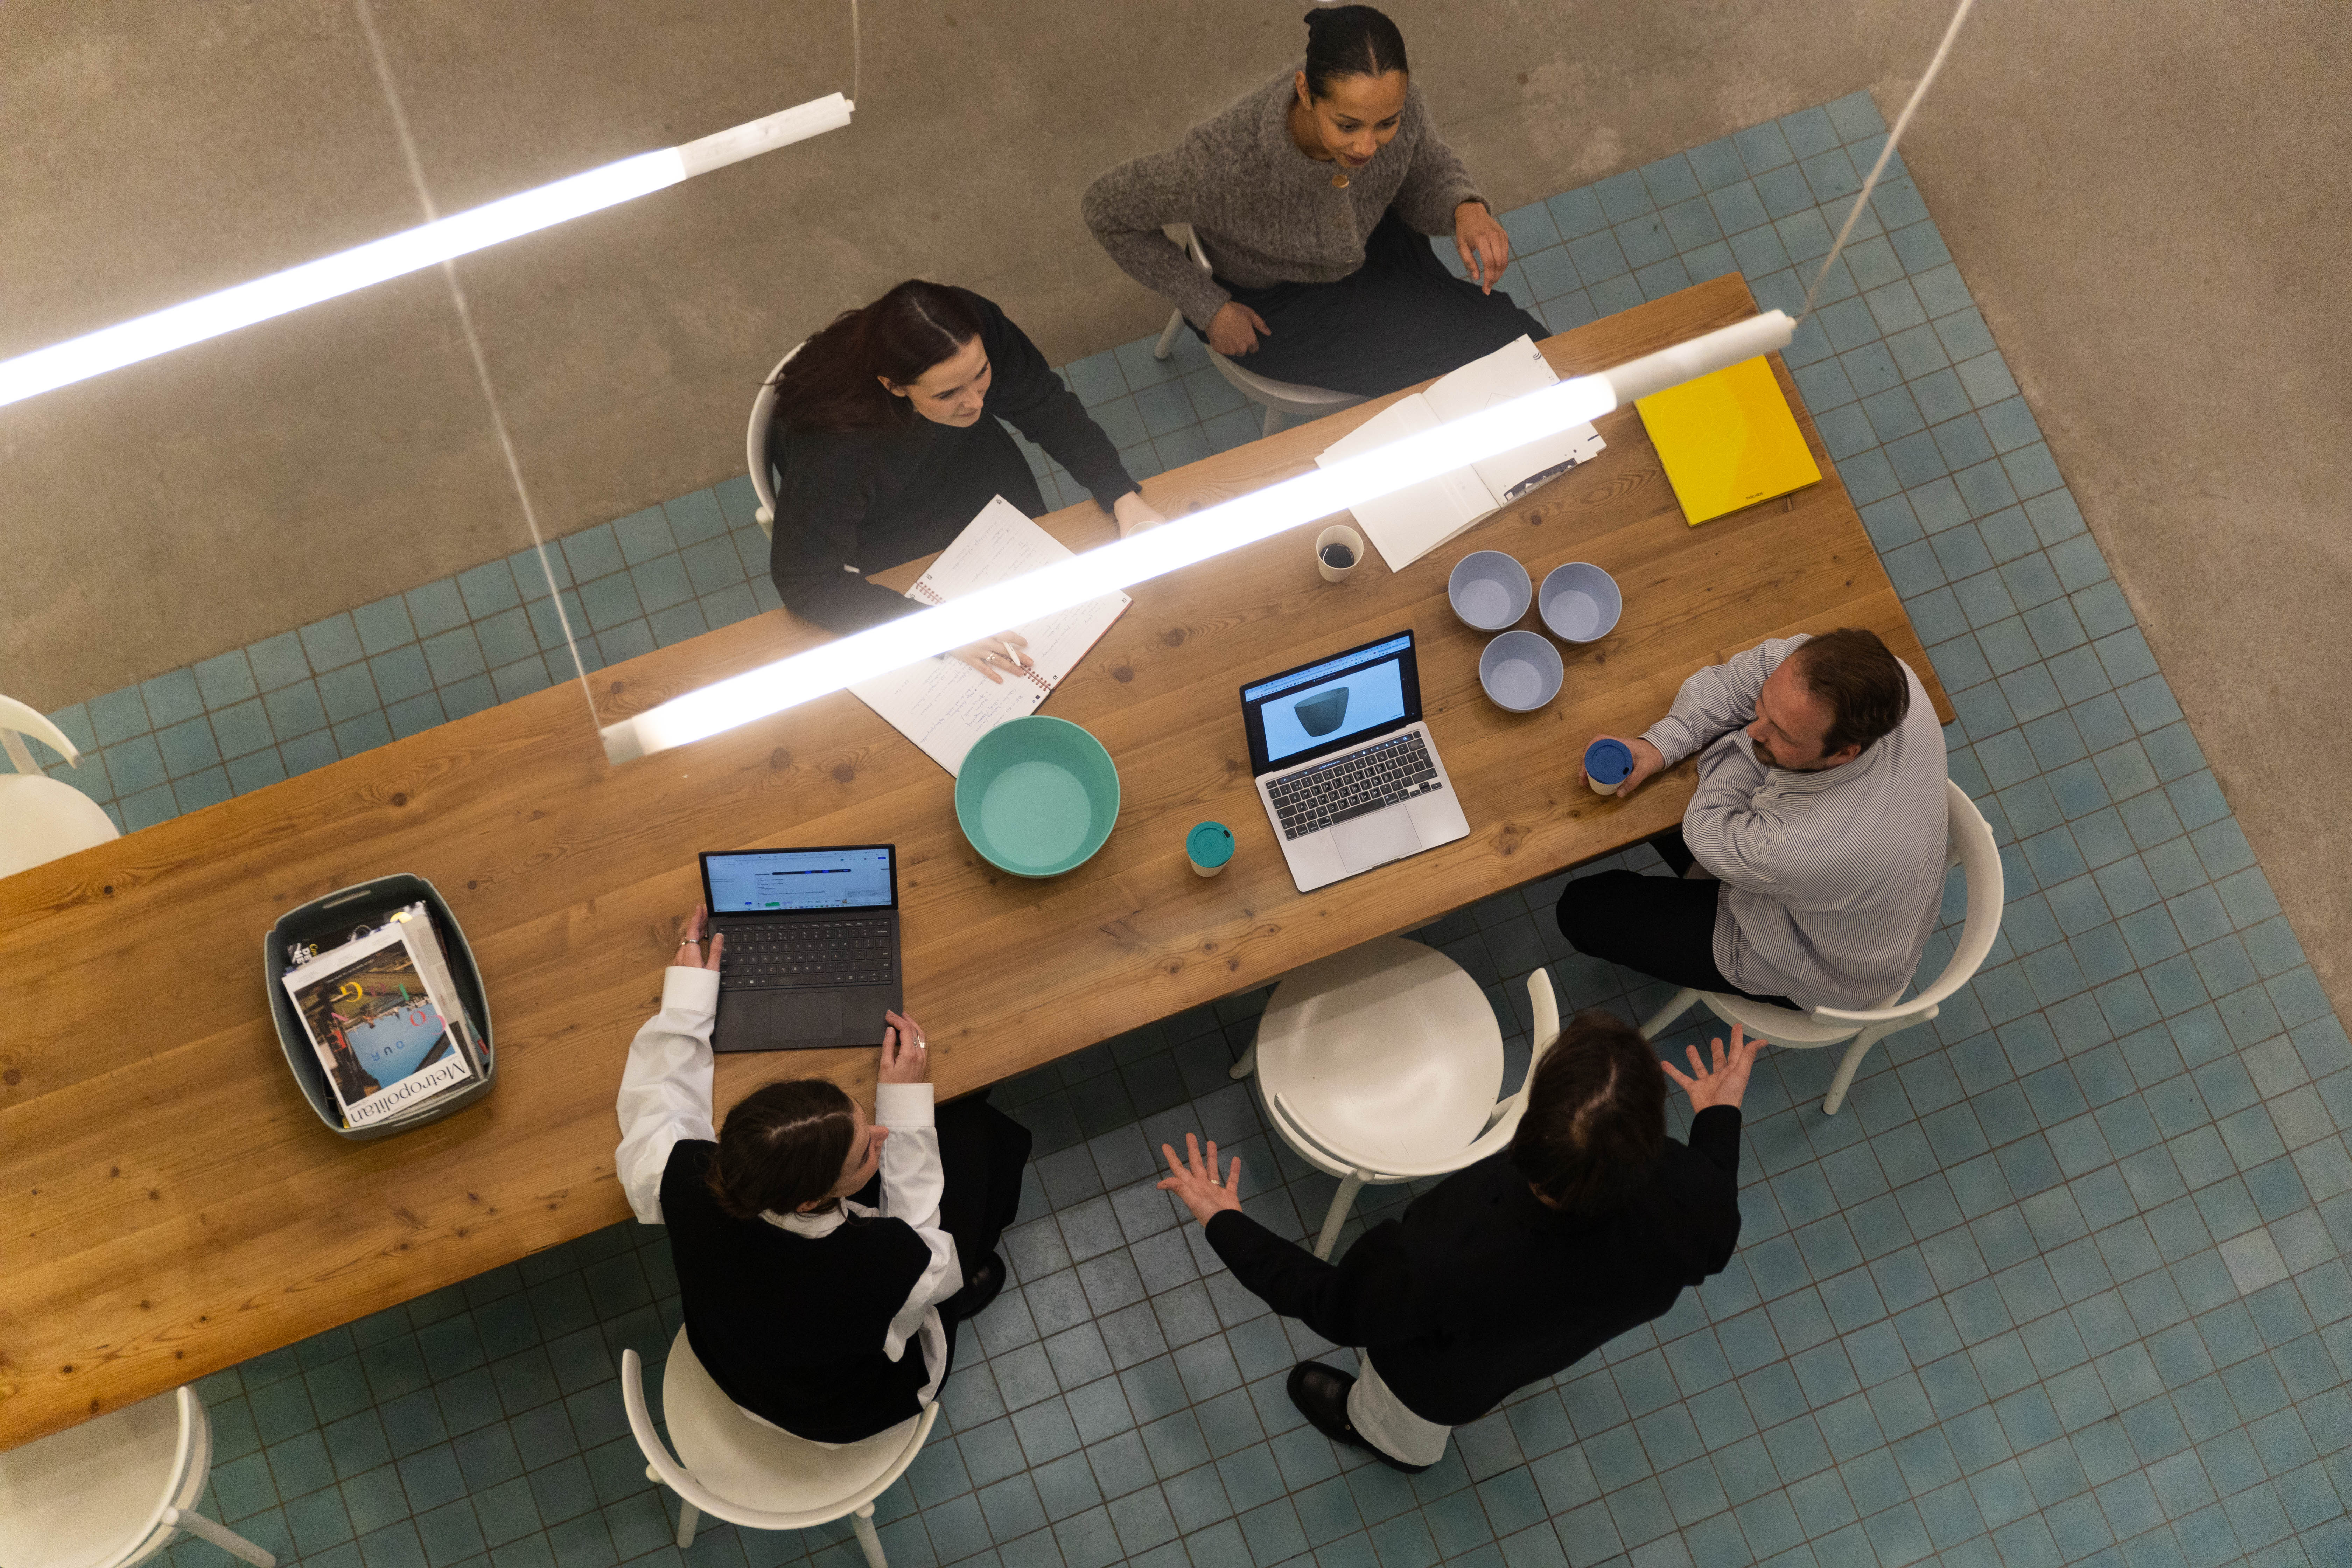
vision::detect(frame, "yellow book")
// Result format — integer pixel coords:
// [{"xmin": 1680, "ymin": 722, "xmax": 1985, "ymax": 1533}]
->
[{"xmin": 1636, "ymin": 355, "xmax": 1821, "ymax": 526}]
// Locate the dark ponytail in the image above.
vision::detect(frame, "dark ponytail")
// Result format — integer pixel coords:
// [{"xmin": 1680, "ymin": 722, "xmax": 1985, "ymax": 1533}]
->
[
  {"xmin": 1300, "ymin": 5, "xmax": 1409, "ymax": 100},
  {"xmin": 705, "ymin": 1078, "xmax": 861, "ymax": 1219},
  {"xmin": 771, "ymin": 280, "xmax": 984, "ymax": 433}
]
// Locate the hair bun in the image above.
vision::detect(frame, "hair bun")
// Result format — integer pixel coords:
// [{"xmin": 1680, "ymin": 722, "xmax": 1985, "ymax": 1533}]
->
[{"xmin": 1302, "ymin": 8, "xmax": 1323, "ymax": 27}]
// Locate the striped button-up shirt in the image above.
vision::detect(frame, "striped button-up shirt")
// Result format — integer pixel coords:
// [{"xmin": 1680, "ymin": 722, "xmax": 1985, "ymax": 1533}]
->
[{"xmin": 1642, "ymin": 636, "xmax": 1949, "ymax": 1011}]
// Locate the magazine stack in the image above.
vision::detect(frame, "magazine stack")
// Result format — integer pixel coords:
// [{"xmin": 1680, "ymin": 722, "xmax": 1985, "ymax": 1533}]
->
[{"xmin": 280, "ymin": 902, "xmax": 493, "ymax": 1131}]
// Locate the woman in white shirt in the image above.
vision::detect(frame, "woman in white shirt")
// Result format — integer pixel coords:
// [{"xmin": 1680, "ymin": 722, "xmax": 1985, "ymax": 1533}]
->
[{"xmin": 614, "ymin": 905, "xmax": 1032, "ymax": 1442}]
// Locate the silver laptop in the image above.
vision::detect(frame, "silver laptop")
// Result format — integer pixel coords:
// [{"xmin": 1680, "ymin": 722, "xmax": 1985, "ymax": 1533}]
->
[
  {"xmin": 700, "ymin": 845, "xmax": 904, "ymax": 1052},
  {"xmin": 1241, "ymin": 630, "xmax": 1470, "ymax": 893}
]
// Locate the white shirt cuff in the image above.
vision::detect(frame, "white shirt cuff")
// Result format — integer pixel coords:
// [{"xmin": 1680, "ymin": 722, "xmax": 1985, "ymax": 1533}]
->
[
  {"xmin": 661, "ymin": 966, "xmax": 720, "ymax": 1014},
  {"xmin": 876, "ymin": 1082, "xmax": 936, "ymax": 1129}
]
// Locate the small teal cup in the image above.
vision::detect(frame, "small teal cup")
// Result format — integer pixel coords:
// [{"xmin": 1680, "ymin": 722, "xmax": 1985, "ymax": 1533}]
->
[{"xmin": 1186, "ymin": 821, "xmax": 1236, "ymax": 877}]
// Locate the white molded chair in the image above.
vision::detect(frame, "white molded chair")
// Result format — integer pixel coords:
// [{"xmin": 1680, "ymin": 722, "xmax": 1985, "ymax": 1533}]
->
[
  {"xmin": 1152, "ymin": 224, "xmax": 1366, "ymax": 437},
  {"xmin": 1233, "ymin": 936, "xmax": 1559, "ymax": 1258},
  {"xmin": 0, "ymin": 1384, "xmax": 276, "ymax": 1568},
  {"xmin": 1640, "ymin": 778, "xmax": 2004, "ymax": 1115},
  {"xmin": 1, "ymin": 694, "xmax": 119, "ymax": 879},
  {"xmin": 622, "ymin": 1328, "xmax": 938, "ymax": 1560},
  {"xmin": 746, "ymin": 341, "xmax": 809, "ymax": 539}
]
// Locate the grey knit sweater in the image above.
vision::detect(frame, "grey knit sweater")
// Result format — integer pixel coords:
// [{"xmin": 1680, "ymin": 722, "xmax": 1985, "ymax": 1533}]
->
[{"xmin": 1082, "ymin": 64, "xmax": 1486, "ymax": 329}]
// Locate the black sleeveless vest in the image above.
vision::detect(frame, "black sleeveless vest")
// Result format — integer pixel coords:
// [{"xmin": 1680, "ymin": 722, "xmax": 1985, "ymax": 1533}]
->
[{"xmin": 659, "ymin": 1140, "xmax": 936, "ymax": 1442}]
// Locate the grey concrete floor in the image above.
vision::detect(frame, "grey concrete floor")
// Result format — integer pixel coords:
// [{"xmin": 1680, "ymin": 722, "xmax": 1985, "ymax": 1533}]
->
[{"xmin": 1, "ymin": 0, "xmax": 2346, "ymax": 1015}]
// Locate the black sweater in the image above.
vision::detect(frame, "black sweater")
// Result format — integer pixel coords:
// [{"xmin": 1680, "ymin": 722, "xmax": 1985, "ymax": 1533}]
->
[
  {"xmin": 660, "ymin": 1140, "xmax": 936, "ymax": 1442},
  {"xmin": 1206, "ymin": 1107, "xmax": 1745, "ymax": 1426},
  {"xmin": 767, "ymin": 288, "xmax": 1139, "ymax": 634}
]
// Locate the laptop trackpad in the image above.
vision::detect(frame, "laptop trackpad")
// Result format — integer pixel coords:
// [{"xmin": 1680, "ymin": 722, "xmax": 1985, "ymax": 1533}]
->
[
  {"xmin": 1333, "ymin": 808, "xmax": 1422, "ymax": 873},
  {"xmin": 773, "ymin": 993, "xmax": 845, "ymax": 1043}
]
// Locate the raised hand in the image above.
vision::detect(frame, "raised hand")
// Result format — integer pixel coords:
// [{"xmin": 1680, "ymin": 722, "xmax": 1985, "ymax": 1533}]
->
[
  {"xmin": 1661, "ymin": 1025, "xmax": 1764, "ymax": 1112},
  {"xmin": 1157, "ymin": 1132, "xmax": 1244, "ymax": 1227}
]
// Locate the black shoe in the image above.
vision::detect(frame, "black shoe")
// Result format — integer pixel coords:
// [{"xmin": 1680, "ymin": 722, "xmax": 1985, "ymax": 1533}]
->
[
  {"xmin": 943, "ymin": 1252, "xmax": 1006, "ymax": 1322},
  {"xmin": 1286, "ymin": 1362, "xmax": 1429, "ymax": 1473}
]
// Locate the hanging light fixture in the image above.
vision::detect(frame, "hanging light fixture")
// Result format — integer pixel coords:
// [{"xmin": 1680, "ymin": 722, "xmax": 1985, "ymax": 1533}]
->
[
  {"xmin": 601, "ymin": 311, "xmax": 1798, "ymax": 763},
  {"xmin": 0, "ymin": 94, "xmax": 854, "ymax": 412}
]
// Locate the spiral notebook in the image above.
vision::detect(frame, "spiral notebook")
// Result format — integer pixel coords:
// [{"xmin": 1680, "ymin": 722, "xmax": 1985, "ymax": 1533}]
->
[{"xmin": 849, "ymin": 496, "xmax": 1130, "ymax": 775}]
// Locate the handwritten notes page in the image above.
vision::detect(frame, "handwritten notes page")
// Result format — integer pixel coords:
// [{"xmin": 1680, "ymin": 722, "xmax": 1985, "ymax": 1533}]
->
[
  {"xmin": 850, "ymin": 496, "xmax": 1131, "ymax": 775},
  {"xmin": 1316, "ymin": 336, "xmax": 1606, "ymax": 573}
]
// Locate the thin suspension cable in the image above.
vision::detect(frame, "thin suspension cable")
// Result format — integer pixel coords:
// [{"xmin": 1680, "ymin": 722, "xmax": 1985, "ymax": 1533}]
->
[
  {"xmin": 1798, "ymin": 0, "xmax": 1976, "ymax": 323},
  {"xmin": 850, "ymin": 0, "xmax": 862, "ymax": 107},
  {"xmin": 351, "ymin": 0, "xmax": 602, "ymax": 730}
]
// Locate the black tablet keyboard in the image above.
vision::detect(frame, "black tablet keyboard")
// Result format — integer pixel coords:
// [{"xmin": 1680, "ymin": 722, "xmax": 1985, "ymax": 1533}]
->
[{"xmin": 716, "ymin": 917, "xmax": 895, "ymax": 989}]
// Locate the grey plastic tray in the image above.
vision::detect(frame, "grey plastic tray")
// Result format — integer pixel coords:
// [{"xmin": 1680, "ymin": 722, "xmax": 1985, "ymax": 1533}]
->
[{"xmin": 264, "ymin": 874, "xmax": 496, "ymax": 1140}]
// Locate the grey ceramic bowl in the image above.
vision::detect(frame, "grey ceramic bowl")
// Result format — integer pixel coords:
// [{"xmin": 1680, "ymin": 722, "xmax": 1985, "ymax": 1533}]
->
[
  {"xmin": 1479, "ymin": 630, "xmax": 1564, "ymax": 712},
  {"xmin": 1539, "ymin": 561, "xmax": 1623, "ymax": 643},
  {"xmin": 1448, "ymin": 550, "xmax": 1532, "ymax": 631}
]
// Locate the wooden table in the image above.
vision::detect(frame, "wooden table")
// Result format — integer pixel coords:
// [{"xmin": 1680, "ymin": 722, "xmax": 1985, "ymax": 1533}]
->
[{"xmin": 0, "ymin": 275, "xmax": 1949, "ymax": 1449}]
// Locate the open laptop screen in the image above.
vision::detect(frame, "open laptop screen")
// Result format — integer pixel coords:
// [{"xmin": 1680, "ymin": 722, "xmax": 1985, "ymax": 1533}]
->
[
  {"xmin": 1240, "ymin": 630, "xmax": 1422, "ymax": 775},
  {"xmin": 701, "ymin": 846, "xmax": 898, "ymax": 914}
]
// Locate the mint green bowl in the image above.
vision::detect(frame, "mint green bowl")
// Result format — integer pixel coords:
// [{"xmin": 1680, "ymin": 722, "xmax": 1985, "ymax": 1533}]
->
[{"xmin": 955, "ymin": 716, "xmax": 1121, "ymax": 877}]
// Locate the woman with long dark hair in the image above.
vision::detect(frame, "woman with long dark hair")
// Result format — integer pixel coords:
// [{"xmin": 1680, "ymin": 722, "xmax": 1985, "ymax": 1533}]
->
[
  {"xmin": 766, "ymin": 280, "xmax": 1163, "ymax": 666},
  {"xmin": 615, "ymin": 903, "xmax": 1032, "ymax": 1441},
  {"xmin": 1083, "ymin": 5, "xmax": 1545, "ymax": 397}
]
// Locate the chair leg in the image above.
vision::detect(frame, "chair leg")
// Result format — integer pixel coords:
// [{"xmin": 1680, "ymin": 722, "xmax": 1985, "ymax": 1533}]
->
[
  {"xmin": 1154, "ymin": 308, "xmax": 1184, "ymax": 361},
  {"xmin": 1315, "ymin": 1171, "xmax": 1367, "ymax": 1260},
  {"xmin": 1229, "ymin": 1041, "xmax": 1257, "ymax": 1080},
  {"xmin": 167, "ymin": 1508, "xmax": 277, "ymax": 1568},
  {"xmin": 676, "ymin": 1498, "xmax": 701, "ymax": 1550},
  {"xmin": 854, "ymin": 1503, "xmax": 889, "ymax": 1568},
  {"xmin": 1639, "ymin": 988, "xmax": 1701, "ymax": 1041},
  {"xmin": 1821, "ymin": 1025, "xmax": 1891, "ymax": 1117},
  {"xmin": 1260, "ymin": 405, "xmax": 1286, "ymax": 439}
]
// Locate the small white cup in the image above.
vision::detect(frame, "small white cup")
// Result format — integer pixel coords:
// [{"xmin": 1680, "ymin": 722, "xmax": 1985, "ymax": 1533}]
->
[{"xmin": 1315, "ymin": 525, "xmax": 1364, "ymax": 583}]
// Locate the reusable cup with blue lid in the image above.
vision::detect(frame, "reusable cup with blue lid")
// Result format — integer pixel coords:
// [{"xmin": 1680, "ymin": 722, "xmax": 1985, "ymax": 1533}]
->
[
  {"xmin": 1585, "ymin": 738, "xmax": 1636, "ymax": 795},
  {"xmin": 1186, "ymin": 821, "xmax": 1236, "ymax": 877}
]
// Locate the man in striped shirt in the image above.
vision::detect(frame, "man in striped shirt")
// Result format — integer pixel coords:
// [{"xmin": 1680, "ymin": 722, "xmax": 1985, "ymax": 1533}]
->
[{"xmin": 1560, "ymin": 629, "xmax": 1949, "ymax": 1013}]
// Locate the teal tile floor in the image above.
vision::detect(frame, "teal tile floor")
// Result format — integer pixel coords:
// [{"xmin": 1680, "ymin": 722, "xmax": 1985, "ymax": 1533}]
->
[{"xmin": 26, "ymin": 89, "xmax": 2348, "ymax": 1568}]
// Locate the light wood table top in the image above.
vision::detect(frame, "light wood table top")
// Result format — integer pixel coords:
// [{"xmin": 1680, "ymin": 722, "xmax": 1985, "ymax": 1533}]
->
[{"xmin": 0, "ymin": 274, "xmax": 1949, "ymax": 1448}]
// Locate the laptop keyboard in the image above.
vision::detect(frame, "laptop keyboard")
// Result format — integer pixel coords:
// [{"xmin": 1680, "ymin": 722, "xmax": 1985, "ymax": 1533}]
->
[
  {"xmin": 1266, "ymin": 731, "xmax": 1442, "ymax": 841},
  {"xmin": 716, "ymin": 917, "xmax": 894, "ymax": 989}
]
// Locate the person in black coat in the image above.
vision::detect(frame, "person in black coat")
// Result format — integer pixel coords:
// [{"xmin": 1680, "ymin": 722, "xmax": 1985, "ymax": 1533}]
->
[
  {"xmin": 1158, "ymin": 1008, "xmax": 1760, "ymax": 1471},
  {"xmin": 615, "ymin": 905, "xmax": 1032, "ymax": 1442},
  {"xmin": 765, "ymin": 280, "xmax": 1164, "ymax": 680}
]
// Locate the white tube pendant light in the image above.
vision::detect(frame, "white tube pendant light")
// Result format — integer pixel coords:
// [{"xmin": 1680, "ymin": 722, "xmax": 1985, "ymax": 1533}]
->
[
  {"xmin": 0, "ymin": 95, "xmax": 854, "ymax": 412},
  {"xmin": 601, "ymin": 310, "xmax": 1796, "ymax": 764}
]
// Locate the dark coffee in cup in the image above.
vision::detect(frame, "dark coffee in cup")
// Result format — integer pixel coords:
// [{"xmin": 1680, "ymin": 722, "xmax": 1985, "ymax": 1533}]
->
[{"xmin": 1320, "ymin": 543, "xmax": 1356, "ymax": 569}]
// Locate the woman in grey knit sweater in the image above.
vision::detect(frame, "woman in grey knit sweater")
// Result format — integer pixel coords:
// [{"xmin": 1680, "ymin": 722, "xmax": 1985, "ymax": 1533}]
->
[{"xmin": 1082, "ymin": 6, "xmax": 1544, "ymax": 397}]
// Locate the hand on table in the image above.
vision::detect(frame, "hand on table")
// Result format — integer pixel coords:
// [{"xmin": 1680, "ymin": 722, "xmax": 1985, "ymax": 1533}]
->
[
  {"xmin": 880, "ymin": 1010, "xmax": 931, "ymax": 1085},
  {"xmin": 1157, "ymin": 1132, "xmax": 1244, "ymax": 1227},
  {"xmin": 1208, "ymin": 301, "xmax": 1271, "ymax": 356},
  {"xmin": 1582, "ymin": 733, "xmax": 1665, "ymax": 798},
  {"xmin": 951, "ymin": 631, "xmax": 1032, "ymax": 684},
  {"xmin": 1661, "ymin": 1025, "xmax": 1764, "ymax": 1112},
  {"xmin": 673, "ymin": 904, "xmax": 725, "ymax": 972},
  {"xmin": 1113, "ymin": 491, "xmax": 1167, "ymax": 538},
  {"xmin": 1453, "ymin": 201, "xmax": 1511, "ymax": 293}
]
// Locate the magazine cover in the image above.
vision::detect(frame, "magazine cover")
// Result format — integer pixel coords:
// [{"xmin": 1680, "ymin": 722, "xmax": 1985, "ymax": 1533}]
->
[{"xmin": 283, "ymin": 920, "xmax": 475, "ymax": 1128}]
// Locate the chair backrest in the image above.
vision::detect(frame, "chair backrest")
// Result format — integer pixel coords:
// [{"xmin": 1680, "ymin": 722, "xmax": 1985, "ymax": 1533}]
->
[
  {"xmin": 1814, "ymin": 778, "xmax": 2005, "ymax": 1024},
  {"xmin": 747, "ymin": 342, "xmax": 807, "ymax": 534},
  {"xmin": 1, "ymin": 694, "xmax": 82, "ymax": 775},
  {"xmin": 1272, "ymin": 967, "xmax": 1560, "ymax": 1180},
  {"xmin": 0, "ymin": 1385, "xmax": 196, "ymax": 1568},
  {"xmin": 1162, "ymin": 223, "xmax": 1213, "ymax": 278},
  {"xmin": 620, "ymin": 1343, "xmax": 936, "ymax": 1532}
]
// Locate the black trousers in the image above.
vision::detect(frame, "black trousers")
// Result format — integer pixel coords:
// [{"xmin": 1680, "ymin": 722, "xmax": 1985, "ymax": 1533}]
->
[
  {"xmin": 1200, "ymin": 208, "xmax": 1549, "ymax": 398},
  {"xmin": 1554, "ymin": 830, "xmax": 1794, "ymax": 1009}
]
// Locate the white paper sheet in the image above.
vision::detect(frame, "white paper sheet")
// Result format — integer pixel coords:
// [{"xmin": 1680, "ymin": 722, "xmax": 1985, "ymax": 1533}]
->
[
  {"xmin": 849, "ymin": 496, "xmax": 1130, "ymax": 775},
  {"xmin": 1315, "ymin": 336, "xmax": 1607, "ymax": 573}
]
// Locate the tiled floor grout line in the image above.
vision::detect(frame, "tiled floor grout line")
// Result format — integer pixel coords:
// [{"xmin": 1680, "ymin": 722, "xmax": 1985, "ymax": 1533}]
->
[{"xmin": 19, "ymin": 86, "xmax": 2333, "ymax": 1568}]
